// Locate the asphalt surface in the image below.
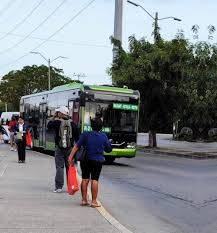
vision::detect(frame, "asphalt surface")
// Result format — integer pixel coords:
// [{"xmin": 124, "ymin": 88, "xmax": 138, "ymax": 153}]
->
[
  {"xmin": 1, "ymin": 143, "xmax": 217, "ymax": 233},
  {"xmin": 99, "ymin": 151, "xmax": 217, "ymax": 233}
]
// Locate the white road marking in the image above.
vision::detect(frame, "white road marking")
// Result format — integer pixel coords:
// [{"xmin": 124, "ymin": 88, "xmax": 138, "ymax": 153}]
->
[
  {"xmin": 25, "ymin": 151, "xmax": 133, "ymax": 232},
  {"xmin": 0, "ymin": 163, "xmax": 8, "ymax": 177},
  {"xmin": 0, "ymin": 155, "xmax": 7, "ymax": 164},
  {"xmin": 76, "ymin": 163, "xmax": 133, "ymax": 233}
]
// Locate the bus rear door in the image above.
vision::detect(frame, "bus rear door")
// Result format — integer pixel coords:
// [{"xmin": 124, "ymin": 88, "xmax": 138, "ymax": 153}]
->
[{"xmin": 39, "ymin": 103, "xmax": 47, "ymax": 148}]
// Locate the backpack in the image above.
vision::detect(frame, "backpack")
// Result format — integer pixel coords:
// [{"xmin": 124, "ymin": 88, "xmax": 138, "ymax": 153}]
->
[{"xmin": 58, "ymin": 119, "xmax": 73, "ymax": 148}]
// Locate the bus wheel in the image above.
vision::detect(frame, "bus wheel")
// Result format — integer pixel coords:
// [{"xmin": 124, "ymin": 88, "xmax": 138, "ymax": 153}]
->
[{"xmin": 105, "ymin": 157, "xmax": 115, "ymax": 164}]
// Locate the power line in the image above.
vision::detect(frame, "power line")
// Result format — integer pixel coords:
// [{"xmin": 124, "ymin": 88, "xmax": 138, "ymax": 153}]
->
[
  {"xmin": 0, "ymin": 0, "xmax": 46, "ymax": 41},
  {"xmin": 0, "ymin": 31, "xmax": 111, "ymax": 48},
  {"xmin": 33, "ymin": 0, "xmax": 96, "ymax": 50},
  {"xmin": 0, "ymin": 0, "xmax": 18, "ymax": 17},
  {"xmin": 0, "ymin": 0, "xmax": 97, "ymax": 70},
  {"xmin": 0, "ymin": 0, "xmax": 67, "ymax": 55},
  {"xmin": 0, "ymin": 0, "xmax": 27, "ymax": 25}
]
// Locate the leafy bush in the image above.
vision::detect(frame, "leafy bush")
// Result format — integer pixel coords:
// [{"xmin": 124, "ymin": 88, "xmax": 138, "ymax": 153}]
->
[
  {"xmin": 208, "ymin": 128, "xmax": 217, "ymax": 141},
  {"xmin": 178, "ymin": 127, "xmax": 193, "ymax": 141}
]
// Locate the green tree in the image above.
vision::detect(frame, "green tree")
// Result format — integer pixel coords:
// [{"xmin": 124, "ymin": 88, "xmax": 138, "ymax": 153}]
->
[
  {"xmin": 110, "ymin": 34, "xmax": 217, "ymax": 143},
  {"xmin": 179, "ymin": 42, "xmax": 217, "ymax": 139},
  {"xmin": 0, "ymin": 65, "xmax": 71, "ymax": 110},
  {"xmin": 109, "ymin": 36, "xmax": 192, "ymax": 147}
]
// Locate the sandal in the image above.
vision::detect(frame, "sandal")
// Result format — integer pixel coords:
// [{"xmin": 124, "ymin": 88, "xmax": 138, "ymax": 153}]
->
[
  {"xmin": 90, "ymin": 203, "xmax": 101, "ymax": 208},
  {"xmin": 81, "ymin": 200, "xmax": 89, "ymax": 206}
]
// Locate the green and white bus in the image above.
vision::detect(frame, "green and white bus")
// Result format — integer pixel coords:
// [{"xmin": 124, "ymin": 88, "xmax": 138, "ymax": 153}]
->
[{"xmin": 20, "ymin": 82, "xmax": 140, "ymax": 162}]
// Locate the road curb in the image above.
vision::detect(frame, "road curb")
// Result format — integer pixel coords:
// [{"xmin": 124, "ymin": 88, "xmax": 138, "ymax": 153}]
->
[
  {"xmin": 139, "ymin": 148, "xmax": 217, "ymax": 160},
  {"xmin": 76, "ymin": 163, "xmax": 133, "ymax": 233}
]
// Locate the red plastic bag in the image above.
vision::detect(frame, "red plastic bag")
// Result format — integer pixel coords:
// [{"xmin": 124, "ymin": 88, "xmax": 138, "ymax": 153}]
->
[
  {"xmin": 67, "ymin": 164, "xmax": 79, "ymax": 195},
  {"xmin": 26, "ymin": 130, "xmax": 32, "ymax": 148}
]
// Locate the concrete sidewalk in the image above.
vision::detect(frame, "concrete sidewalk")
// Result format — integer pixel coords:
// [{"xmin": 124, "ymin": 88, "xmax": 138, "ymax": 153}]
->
[
  {"xmin": 137, "ymin": 133, "xmax": 217, "ymax": 159},
  {"xmin": 0, "ymin": 144, "xmax": 119, "ymax": 233}
]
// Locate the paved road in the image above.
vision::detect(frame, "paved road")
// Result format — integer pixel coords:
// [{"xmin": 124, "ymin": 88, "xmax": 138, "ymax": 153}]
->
[
  {"xmin": 99, "ymin": 152, "xmax": 217, "ymax": 233},
  {"xmin": 2, "ymin": 144, "xmax": 217, "ymax": 233}
]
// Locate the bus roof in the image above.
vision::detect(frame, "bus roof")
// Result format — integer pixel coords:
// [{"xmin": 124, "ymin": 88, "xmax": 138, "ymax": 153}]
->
[
  {"xmin": 21, "ymin": 82, "xmax": 138, "ymax": 99},
  {"xmin": 53, "ymin": 83, "xmax": 136, "ymax": 94}
]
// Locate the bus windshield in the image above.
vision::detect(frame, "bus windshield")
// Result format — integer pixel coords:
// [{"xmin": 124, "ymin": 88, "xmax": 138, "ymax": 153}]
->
[{"xmin": 84, "ymin": 101, "xmax": 138, "ymax": 133}]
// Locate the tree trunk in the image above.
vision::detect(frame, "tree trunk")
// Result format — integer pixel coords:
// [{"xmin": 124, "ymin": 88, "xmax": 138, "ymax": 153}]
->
[{"xmin": 148, "ymin": 130, "xmax": 157, "ymax": 148}]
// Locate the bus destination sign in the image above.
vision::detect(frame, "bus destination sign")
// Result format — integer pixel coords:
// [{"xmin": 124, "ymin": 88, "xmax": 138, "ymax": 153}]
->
[{"xmin": 113, "ymin": 103, "xmax": 138, "ymax": 111}]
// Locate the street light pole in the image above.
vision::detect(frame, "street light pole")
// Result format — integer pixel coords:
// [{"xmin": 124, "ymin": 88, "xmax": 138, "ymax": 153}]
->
[
  {"xmin": 30, "ymin": 52, "xmax": 67, "ymax": 91},
  {"xmin": 127, "ymin": 0, "xmax": 181, "ymax": 42}
]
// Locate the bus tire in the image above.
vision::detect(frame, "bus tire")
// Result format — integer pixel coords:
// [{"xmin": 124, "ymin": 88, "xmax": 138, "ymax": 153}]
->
[{"xmin": 105, "ymin": 157, "xmax": 115, "ymax": 164}]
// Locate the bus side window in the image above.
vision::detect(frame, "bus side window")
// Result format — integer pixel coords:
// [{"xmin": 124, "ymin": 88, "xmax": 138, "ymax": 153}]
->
[
  {"xmin": 24, "ymin": 103, "xmax": 30, "ymax": 121},
  {"xmin": 68, "ymin": 101, "xmax": 74, "ymax": 118}
]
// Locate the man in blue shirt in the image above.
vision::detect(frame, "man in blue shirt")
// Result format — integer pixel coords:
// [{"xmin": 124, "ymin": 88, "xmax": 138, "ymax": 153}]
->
[{"xmin": 68, "ymin": 117, "xmax": 112, "ymax": 207}]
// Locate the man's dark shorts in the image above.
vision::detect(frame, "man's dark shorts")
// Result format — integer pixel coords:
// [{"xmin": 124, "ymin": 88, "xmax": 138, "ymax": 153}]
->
[{"xmin": 80, "ymin": 160, "xmax": 102, "ymax": 181}]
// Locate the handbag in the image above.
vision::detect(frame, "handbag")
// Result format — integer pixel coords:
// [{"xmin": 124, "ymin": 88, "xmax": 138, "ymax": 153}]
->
[
  {"xmin": 75, "ymin": 133, "xmax": 89, "ymax": 162},
  {"xmin": 26, "ymin": 130, "xmax": 32, "ymax": 148},
  {"xmin": 15, "ymin": 132, "xmax": 22, "ymax": 143},
  {"xmin": 67, "ymin": 164, "xmax": 79, "ymax": 195},
  {"xmin": 75, "ymin": 146, "xmax": 87, "ymax": 162}
]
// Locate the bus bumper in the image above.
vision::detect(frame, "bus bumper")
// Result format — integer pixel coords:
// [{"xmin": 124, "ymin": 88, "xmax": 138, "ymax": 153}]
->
[{"xmin": 104, "ymin": 148, "xmax": 136, "ymax": 158}]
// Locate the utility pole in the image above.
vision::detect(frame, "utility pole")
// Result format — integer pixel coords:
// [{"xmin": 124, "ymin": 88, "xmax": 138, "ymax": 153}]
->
[
  {"xmin": 114, "ymin": 0, "xmax": 123, "ymax": 43},
  {"xmin": 73, "ymin": 73, "xmax": 86, "ymax": 81},
  {"xmin": 112, "ymin": 0, "xmax": 123, "ymax": 85},
  {"xmin": 113, "ymin": 0, "xmax": 123, "ymax": 60},
  {"xmin": 48, "ymin": 58, "xmax": 51, "ymax": 91},
  {"xmin": 153, "ymin": 12, "xmax": 161, "ymax": 42}
]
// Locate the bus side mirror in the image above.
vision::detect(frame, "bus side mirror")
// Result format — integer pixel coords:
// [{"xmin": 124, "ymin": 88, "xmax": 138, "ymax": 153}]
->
[{"xmin": 79, "ymin": 92, "xmax": 86, "ymax": 106}]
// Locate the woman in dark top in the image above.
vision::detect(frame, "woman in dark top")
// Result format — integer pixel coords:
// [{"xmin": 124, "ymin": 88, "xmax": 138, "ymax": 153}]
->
[
  {"xmin": 14, "ymin": 116, "xmax": 28, "ymax": 163},
  {"xmin": 68, "ymin": 117, "xmax": 112, "ymax": 207}
]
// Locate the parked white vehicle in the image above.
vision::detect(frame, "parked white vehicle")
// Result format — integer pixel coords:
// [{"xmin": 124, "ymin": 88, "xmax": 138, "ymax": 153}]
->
[
  {"xmin": 0, "ymin": 112, "xmax": 20, "ymax": 122},
  {"xmin": 0, "ymin": 125, "xmax": 10, "ymax": 143}
]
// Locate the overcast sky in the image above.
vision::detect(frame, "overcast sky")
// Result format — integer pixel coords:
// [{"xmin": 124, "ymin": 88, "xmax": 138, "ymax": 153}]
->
[{"xmin": 0, "ymin": 0, "xmax": 216, "ymax": 85}]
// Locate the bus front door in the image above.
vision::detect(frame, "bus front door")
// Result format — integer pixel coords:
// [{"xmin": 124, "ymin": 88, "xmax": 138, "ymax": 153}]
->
[{"xmin": 39, "ymin": 103, "xmax": 47, "ymax": 148}]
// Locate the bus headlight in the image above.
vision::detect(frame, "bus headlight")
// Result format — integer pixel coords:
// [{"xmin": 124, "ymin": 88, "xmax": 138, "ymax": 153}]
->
[{"xmin": 127, "ymin": 142, "xmax": 136, "ymax": 149}]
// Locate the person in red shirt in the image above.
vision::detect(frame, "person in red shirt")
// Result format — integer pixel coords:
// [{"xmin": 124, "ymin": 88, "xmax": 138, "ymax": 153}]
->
[{"xmin": 8, "ymin": 116, "xmax": 17, "ymax": 151}]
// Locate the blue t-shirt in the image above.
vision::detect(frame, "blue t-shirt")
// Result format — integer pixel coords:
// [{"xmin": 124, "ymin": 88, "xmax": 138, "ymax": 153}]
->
[{"xmin": 76, "ymin": 131, "xmax": 112, "ymax": 162}]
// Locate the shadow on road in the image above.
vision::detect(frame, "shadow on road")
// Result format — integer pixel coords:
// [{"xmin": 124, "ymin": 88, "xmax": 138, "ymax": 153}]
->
[{"xmin": 103, "ymin": 161, "xmax": 133, "ymax": 167}]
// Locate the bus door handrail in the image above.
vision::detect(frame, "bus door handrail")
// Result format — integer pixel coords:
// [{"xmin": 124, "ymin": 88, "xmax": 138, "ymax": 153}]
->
[{"xmin": 111, "ymin": 142, "xmax": 126, "ymax": 147}]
